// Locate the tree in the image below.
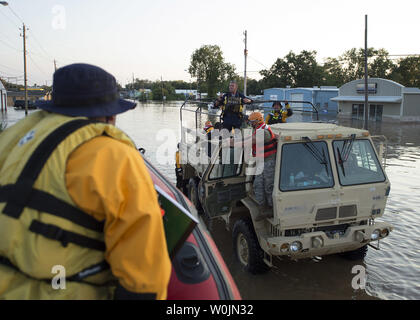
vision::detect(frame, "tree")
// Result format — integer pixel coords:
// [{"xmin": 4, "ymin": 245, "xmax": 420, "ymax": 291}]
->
[
  {"xmin": 390, "ymin": 56, "xmax": 420, "ymax": 87},
  {"xmin": 323, "ymin": 48, "xmax": 395, "ymax": 86},
  {"xmin": 188, "ymin": 45, "xmax": 236, "ymax": 98},
  {"xmin": 151, "ymin": 81, "xmax": 176, "ymax": 101},
  {"xmin": 260, "ymin": 50, "xmax": 324, "ymax": 88}
]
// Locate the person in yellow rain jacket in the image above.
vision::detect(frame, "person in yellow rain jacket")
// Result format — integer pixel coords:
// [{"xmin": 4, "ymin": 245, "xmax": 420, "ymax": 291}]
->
[
  {"xmin": 265, "ymin": 101, "xmax": 293, "ymax": 124},
  {"xmin": 0, "ymin": 63, "xmax": 171, "ymax": 300}
]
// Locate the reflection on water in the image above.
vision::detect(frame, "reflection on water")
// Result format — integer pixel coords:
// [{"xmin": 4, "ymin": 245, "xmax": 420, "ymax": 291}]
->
[{"xmin": 2, "ymin": 103, "xmax": 419, "ymax": 300}]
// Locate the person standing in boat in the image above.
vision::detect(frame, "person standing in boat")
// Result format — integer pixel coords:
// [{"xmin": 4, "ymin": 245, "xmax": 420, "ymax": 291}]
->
[
  {"xmin": 213, "ymin": 80, "xmax": 252, "ymax": 131},
  {"xmin": 265, "ymin": 101, "xmax": 293, "ymax": 125},
  {"xmin": 0, "ymin": 63, "xmax": 171, "ymax": 300}
]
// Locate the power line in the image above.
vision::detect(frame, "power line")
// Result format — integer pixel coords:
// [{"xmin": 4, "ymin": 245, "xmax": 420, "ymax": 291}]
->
[
  {"xmin": 248, "ymin": 56, "xmax": 268, "ymax": 69},
  {"xmin": 27, "ymin": 53, "xmax": 51, "ymax": 78},
  {"xmin": 0, "ymin": 70, "xmax": 23, "ymax": 77},
  {"xmin": 0, "ymin": 9, "xmax": 20, "ymax": 28},
  {"xmin": 6, "ymin": 3, "xmax": 24, "ymax": 25},
  {"xmin": 0, "ymin": 62, "xmax": 22, "ymax": 74},
  {"xmin": 28, "ymin": 30, "xmax": 55, "ymax": 62},
  {"xmin": 0, "ymin": 38, "xmax": 21, "ymax": 52}
]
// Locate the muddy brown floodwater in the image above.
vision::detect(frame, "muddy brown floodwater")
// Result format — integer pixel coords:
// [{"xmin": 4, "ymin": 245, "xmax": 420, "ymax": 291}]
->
[{"xmin": 2, "ymin": 102, "xmax": 419, "ymax": 300}]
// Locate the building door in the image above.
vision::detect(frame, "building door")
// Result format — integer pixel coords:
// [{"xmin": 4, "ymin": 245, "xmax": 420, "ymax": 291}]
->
[{"xmin": 369, "ymin": 104, "xmax": 383, "ymax": 121}]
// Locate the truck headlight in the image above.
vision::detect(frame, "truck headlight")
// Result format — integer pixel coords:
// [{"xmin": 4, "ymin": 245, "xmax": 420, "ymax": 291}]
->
[
  {"xmin": 380, "ymin": 228, "xmax": 389, "ymax": 238},
  {"xmin": 280, "ymin": 243, "xmax": 289, "ymax": 252},
  {"xmin": 371, "ymin": 229, "xmax": 380, "ymax": 240},
  {"xmin": 355, "ymin": 230, "xmax": 365, "ymax": 242},
  {"xmin": 312, "ymin": 237, "xmax": 323, "ymax": 249},
  {"xmin": 290, "ymin": 241, "xmax": 302, "ymax": 252}
]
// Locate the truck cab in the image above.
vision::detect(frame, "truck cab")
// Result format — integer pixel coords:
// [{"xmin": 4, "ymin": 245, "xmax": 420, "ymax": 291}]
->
[{"xmin": 177, "ymin": 107, "xmax": 393, "ymax": 274}]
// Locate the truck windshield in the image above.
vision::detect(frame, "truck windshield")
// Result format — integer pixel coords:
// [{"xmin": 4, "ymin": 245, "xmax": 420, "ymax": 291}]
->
[
  {"xmin": 280, "ymin": 142, "xmax": 334, "ymax": 191},
  {"xmin": 333, "ymin": 139, "xmax": 385, "ymax": 186}
]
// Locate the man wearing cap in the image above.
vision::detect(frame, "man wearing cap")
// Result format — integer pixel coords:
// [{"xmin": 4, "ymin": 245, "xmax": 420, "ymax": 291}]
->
[
  {"xmin": 213, "ymin": 81, "xmax": 252, "ymax": 131},
  {"xmin": 0, "ymin": 64, "xmax": 171, "ymax": 299}
]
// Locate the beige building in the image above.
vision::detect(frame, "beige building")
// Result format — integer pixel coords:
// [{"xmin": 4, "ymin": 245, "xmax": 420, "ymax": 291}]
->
[{"xmin": 331, "ymin": 78, "xmax": 420, "ymax": 122}]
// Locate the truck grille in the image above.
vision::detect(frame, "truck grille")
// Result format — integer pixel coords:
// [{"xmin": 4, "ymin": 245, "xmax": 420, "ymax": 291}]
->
[
  {"xmin": 339, "ymin": 205, "xmax": 357, "ymax": 218},
  {"xmin": 270, "ymin": 225, "xmax": 281, "ymax": 237},
  {"xmin": 315, "ymin": 207, "xmax": 337, "ymax": 221}
]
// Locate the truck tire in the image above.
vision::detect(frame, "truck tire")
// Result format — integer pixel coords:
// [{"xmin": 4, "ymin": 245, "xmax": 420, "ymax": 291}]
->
[
  {"xmin": 339, "ymin": 245, "xmax": 368, "ymax": 260},
  {"xmin": 232, "ymin": 218, "xmax": 270, "ymax": 274}
]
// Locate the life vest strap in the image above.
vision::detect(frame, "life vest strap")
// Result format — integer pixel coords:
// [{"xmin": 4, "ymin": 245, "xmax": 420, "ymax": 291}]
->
[
  {"xmin": 0, "ymin": 185, "xmax": 104, "ymax": 232},
  {"xmin": 0, "ymin": 255, "xmax": 110, "ymax": 284},
  {"xmin": 2, "ymin": 119, "xmax": 96, "ymax": 219},
  {"xmin": 29, "ymin": 220, "xmax": 106, "ymax": 251}
]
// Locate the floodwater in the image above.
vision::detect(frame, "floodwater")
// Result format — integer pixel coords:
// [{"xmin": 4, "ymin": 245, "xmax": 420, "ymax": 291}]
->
[{"xmin": 1, "ymin": 102, "xmax": 419, "ymax": 300}]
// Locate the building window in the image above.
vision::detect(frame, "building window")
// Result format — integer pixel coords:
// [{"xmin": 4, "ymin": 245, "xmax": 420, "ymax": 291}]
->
[{"xmin": 352, "ymin": 104, "xmax": 383, "ymax": 121}]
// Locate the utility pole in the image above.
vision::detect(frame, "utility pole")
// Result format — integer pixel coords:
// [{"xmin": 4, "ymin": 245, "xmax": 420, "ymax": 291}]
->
[
  {"xmin": 364, "ymin": 15, "xmax": 369, "ymax": 130},
  {"xmin": 21, "ymin": 23, "xmax": 28, "ymax": 116},
  {"xmin": 54, "ymin": 59, "xmax": 57, "ymax": 71},
  {"xmin": 243, "ymin": 30, "xmax": 248, "ymax": 96}
]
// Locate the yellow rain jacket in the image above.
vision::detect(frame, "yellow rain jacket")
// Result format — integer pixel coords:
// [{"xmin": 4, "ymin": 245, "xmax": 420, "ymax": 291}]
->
[{"xmin": 0, "ymin": 111, "xmax": 171, "ymax": 299}]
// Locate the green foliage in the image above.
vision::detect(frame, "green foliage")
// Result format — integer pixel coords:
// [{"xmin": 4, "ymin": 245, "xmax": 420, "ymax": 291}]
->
[
  {"xmin": 260, "ymin": 50, "xmax": 324, "ymax": 88},
  {"xmin": 321, "ymin": 48, "xmax": 395, "ymax": 85},
  {"xmin": 188, "ymin": 45, "xmax": 236, "ymax": 99},
  {"xmin": 151, "ymin": 81, "xmax": 180, "ymax": 101},
  {"xmin": 260, "ymin": 48, "xmax": 417, "ymax": 89},
  {"xmin": 390, "ymin": 56, "xmax": 420, "ymax": 87}
]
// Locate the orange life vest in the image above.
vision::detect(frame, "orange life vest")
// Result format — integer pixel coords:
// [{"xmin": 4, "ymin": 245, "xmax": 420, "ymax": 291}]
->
[{"xmin": 252, "ymin": 123, "xmax": 277, "ymax": 158}]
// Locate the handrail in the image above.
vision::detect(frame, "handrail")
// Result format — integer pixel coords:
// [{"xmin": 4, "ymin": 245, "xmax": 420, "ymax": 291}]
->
[
  {"xmin": 179, "ymin": 97, "xmax": 320, "ymax": 141},
  {"xmin": 247, "ymin": 99, "xmax": 319, "ymax": 121}
]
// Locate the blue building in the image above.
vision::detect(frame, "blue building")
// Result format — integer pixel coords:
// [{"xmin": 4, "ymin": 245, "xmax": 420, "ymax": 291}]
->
[{"xmin": 263, "ymin": 86, "xmax": 339, "ymax": 116}]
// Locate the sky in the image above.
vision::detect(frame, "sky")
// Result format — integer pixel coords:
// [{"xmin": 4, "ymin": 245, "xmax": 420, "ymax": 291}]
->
[{"xmin": 0, "ymin": 0, "xmax": 419, "ymax": 87}]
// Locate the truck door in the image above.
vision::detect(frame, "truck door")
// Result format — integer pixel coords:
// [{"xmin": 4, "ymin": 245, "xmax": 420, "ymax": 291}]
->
[{"xmin": 200, "ymin": 145, "xmax": 247, "ymax": 218}]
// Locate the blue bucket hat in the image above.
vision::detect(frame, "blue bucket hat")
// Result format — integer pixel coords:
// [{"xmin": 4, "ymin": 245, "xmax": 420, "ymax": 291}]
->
[{"xmin": 36, "ymin": 63, "xmax": 136, "ymax": 117}]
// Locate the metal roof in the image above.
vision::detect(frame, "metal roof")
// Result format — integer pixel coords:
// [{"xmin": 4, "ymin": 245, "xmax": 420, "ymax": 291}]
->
[
  {"xmin": 270, "ymin": 122, "xmax": 369, "ymax": 138},
  {"xmin": 330, "ymin": 96, "xmax": 402, "ymax": 103}
]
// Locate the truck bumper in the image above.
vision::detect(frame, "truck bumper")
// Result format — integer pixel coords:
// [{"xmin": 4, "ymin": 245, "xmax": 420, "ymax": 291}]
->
[{"xmin": 260, "ymin": 221, "xmax": 393, "ymax": 259}]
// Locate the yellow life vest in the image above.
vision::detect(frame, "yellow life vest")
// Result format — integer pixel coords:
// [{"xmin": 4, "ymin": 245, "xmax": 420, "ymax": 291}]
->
[
  {"xmin": 0, "ymin": 110, "xmax": 136, "ymax": 299},
  {"xmin": 205, "ymin": 126, "xmax": 214, "ymax": 134},
  {"xmin": 222, "ymin": 95, "xmax": 243, "ymax": 114}
]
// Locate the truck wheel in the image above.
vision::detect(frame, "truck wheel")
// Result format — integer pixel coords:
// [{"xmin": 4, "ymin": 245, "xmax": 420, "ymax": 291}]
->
[
  {"xmin": 187, "ymin": 178, "xmax": 202, "ymax": 213},
  {"xmin": 339, "ymin": 245, "xmax": 368, "ymax": 260},
  {"xmin": 232, "ymin": 218, "xmax": 270, "ymax": 274}
]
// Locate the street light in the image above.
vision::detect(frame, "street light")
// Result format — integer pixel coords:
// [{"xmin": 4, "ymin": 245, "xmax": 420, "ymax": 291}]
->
[{"xmin": 0, "ymin": 2, "xmax": 9, "ymax": 6}]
